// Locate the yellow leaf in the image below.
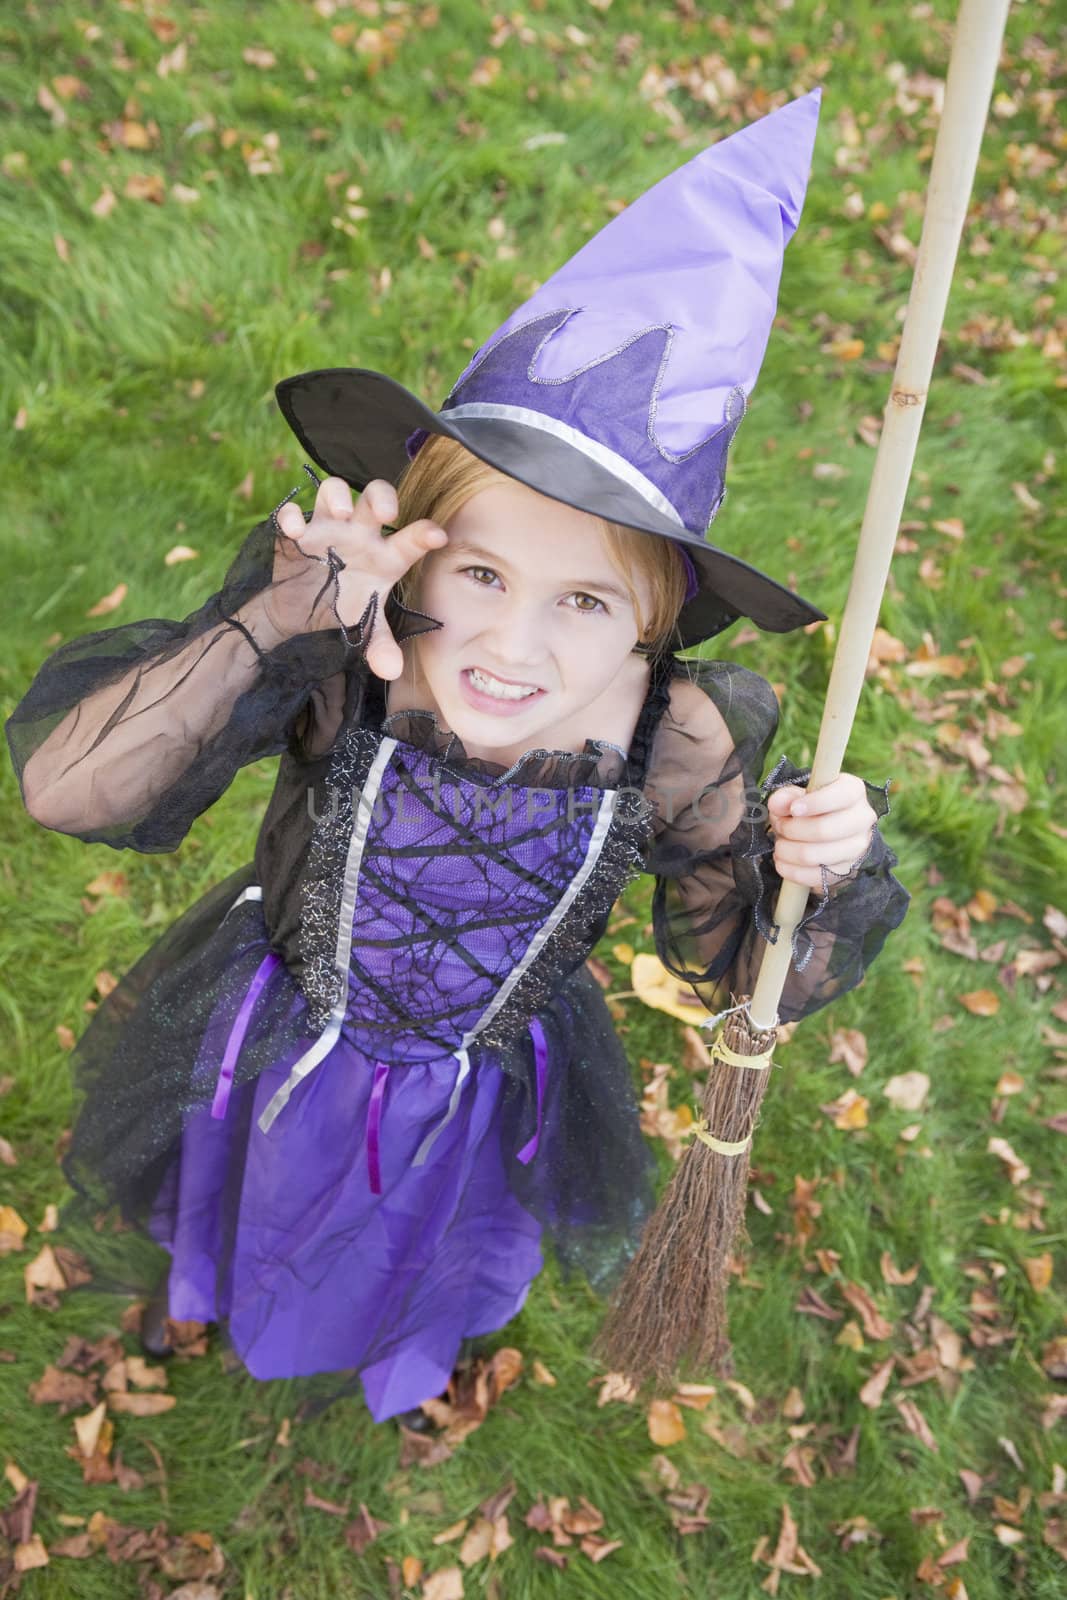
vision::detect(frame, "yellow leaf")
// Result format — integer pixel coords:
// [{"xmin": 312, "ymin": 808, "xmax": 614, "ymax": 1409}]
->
[
  {"xmin": 402, "ymin": 1556, "xmax": 423, "ymax": 1587},
  {"xmin": 14, "ymin": 1536, "xmax": 49, "ymax": 1572},
  {"xmin": 532, "ymin": 1359, "xmax": 557, "ymax": 1386},
  {"xmin": 0, "ymin": 1205, "xmax": 28, "ymax": 1254},
  {"xmin": 647, "ymin": 1398, "xmax": 686, "ymax": 1446},
  {"xmin": 820, "ymin": 1088, "xmax": 869, "ymax": 1130},
  {"xmin": 1024, "ymin": 1253, "xmax": 1053, "ymax": 1294},
  {"xmin": 611, "ymin": 941, "xmax": 635, "ymax": 965},
  {"xmin": 164, "ymin": 544, "xmax": 199, "ymax": 565},
  {"xmin": 631, "ymin": 953, "xmax": 707, "ymax": 1023},
  {"xmin": 959, "ymin": 989, "xmax": 1000, "ymax": 1016}
]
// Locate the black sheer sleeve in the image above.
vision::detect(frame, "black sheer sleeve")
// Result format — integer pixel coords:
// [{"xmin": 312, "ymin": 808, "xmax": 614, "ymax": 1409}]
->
[
  {"xmin": 5, "ymin": 486, "xmax": 384, "ymax": 854},
  {"xmin": 644, "ymin": 659, "xmax": 910, "ymax": 1025}
]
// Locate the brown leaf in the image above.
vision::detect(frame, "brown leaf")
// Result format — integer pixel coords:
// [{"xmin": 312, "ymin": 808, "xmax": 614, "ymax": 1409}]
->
[
  {"xmin": 829, "ymin": 1028, "xmax": 868, "ymax": 1077},
  {"xmin": 782, "ymin": 1443, "xmax": 817, "ymax": 1487},
  {"xmin": 531, "ymin": 1359, "xmax": 556, "ymax": 1386},
  {"xmin": 894, "ymin": 1394, "xmax": 939, "ymax": 1451},
  {"xmin": 880, "ymin": 1252, "xmax": 920, "ymax": 1286},
  {"xmin": 595, "ymin": 1371, "xmax": 638, "ymax": 1405},
  {"xmin": 580, "ymin": 1535, "xmax": 623, "ymax": 1562},
  {"xmin": 840, "ymin": 1282, "xmax": 893, "ymax": 1341},
  {"xmin": 304, "ymin": 1488, "xmax": 349, "ymax": 1516},
  {"xmin": 858, "ymin": 1356, "xmax": 896, "ymax": 1409},
  {"xmin": 344, "ymin": 1504, "xmax": 389, "ymax": 1555},
  {"xmin": 987, "ymin": 1136, "xmax": 1030, "ymax": 1186},
  {"xmin": 29, "ymin": 1366, "xmax": 99, "ymax": 1412},
  {"xmin": 73, "ymin": 1401, "xmax": 108, "ymax": 1458},
  {"xmin": 124, "ymin": 1355, "xmax": 169, "ymax": 1390},
  {"xmin": 422, "ymin": 1566, "xmax": 464, "ymax": 1600}
]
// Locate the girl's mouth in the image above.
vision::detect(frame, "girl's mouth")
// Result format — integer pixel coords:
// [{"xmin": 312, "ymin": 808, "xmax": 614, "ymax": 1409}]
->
[{"xmin": 460, "ymin": 667, "xmax": 546, "ymax": 716}]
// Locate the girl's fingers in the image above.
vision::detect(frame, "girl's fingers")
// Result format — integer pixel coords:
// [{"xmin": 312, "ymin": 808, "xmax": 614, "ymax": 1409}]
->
[
  {"xmin": 384, "ymin": 518, "xmax": 447, "ymax": 575},
  {"xmin": 352, "ymin": 478, "xmax": 398, "ymax": 532},
  {"xmin": 363, "ymin": 615, "xmax": 404, "ymax": 681},
  {"xmin": 274, "ymin": 501, "xmax": 307, "ymax": 540},
  {"xmin": 771, "ymin": 802, "xmax": 875, "ymax": 844},
  {"xmin": 316, "ymin": 475, "xmax": 355, "ymax": 521},
  {"xmin": 767, "ymin": 774, "xmax": 866, "ymax": 819},
  {"xmin": 772, "ymin": 829, "xmax": 874, "ymax": 870}
]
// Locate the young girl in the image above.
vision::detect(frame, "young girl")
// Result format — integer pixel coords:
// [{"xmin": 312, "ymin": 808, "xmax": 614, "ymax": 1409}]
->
[{"xmin": 6, "ymin": 92, "xmax": 907, "ymax": 1425}]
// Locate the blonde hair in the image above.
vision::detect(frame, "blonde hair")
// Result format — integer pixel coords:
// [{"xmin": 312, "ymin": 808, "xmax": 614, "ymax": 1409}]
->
[{"xmin": 395, "ymin": 433, "xmax": 689, "ymax": 652}]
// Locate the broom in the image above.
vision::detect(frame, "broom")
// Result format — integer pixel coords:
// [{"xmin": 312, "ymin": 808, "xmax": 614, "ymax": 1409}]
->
[{"xmin": 595, "ymin": 0, "xmax": 1012, "ymax": 1388}]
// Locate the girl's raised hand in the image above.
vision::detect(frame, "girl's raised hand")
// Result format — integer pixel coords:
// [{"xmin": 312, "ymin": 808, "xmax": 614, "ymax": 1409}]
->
[
  {"xmin": 268, "ymin": 476, "xmax": 447, "ymax": 680},
  {"xmin": 766, "ymin": 773, "xmax": 877, "ymax": 891}
]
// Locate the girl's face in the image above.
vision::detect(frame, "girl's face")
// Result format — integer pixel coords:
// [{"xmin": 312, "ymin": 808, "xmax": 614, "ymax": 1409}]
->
[{"xmin": 400, "ymin": 480, "xmax": 652, "ymax": 761}]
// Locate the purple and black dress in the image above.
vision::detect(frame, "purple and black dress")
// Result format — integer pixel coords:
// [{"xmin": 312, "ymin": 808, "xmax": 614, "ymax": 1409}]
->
[{"xmin": 6, "ymin": 510, "xmax": 908, "ymax": 1421}]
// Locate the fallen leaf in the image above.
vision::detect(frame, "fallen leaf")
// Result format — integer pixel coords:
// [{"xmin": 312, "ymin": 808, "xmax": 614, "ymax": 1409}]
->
[
  {"xmin": 819, "ymin": 1088, "xmax": 869, "ymax": 1130},
  {"xmin": 859, "ymin": 1356, "xmax": 896, "ymax": 1408},
  {"xmin": 988, "ymin": 1136, "xmax": 1031, "ymax": 1186},
  {"xmin": 959, "ymin": 989, "xmax": 1000, "ymax": 1017},
  {"xmin": 1023, "ymin": 1253, "xmax": 1053, "ymax": 1293},
  {"xmin": 648, "ymin": 1399, "xmax": 686, "ymax": 1446},
  {"xmin": 74, "ymin": 1401, "xmax": 108, "ymax": 1458},
  {"xmin": 840, "ymin": 1283, "xmax": 893, "ymax": 1340},
  {"xmin": 829, "ymin": 1028, "xmax": 868, "ymax": 1077},
  {"xmin": 422, "ymin": 1566, "xmax": 463, "ymax": 1599},
  {"xmin": 595, "ymin": 1371, "xmax": 638, "ymax": 1406},
  {"xmin": 0, "ymin": 1205, "xmax": 28, "ymax": 1254},
  {"xmin": 107, "ymin": 1391, "xmax": 177, "ymax": 1416},
  {"xmin": 632, "ymin": 953, "xmax": 707, "ymax": 1022},
  {"xmin": 531, "ymin": 1360, "xmax": 556, "ymax": 1386},
  {"xmin": 894, "ymin": 1394, "xmax": 938, "ymax": 1451},
  {"xmin": 14, "ymin": 1535, "xmax": 49, "ymax": 1572},
  {"xmin": 86, "ymin": 583, "xmax": 127, "ymax": 617},
  {"xmin": 164, "ymin": 545, "xmax": 199, "ymax": 565},
  {"xmin": 884, "ymin": 1071, "xmax": 930, "ymax": 1112}
]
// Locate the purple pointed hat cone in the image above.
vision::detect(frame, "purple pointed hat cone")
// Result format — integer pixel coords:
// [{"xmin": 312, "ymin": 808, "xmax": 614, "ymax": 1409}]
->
[
  {"xmin": 443, "ymin": 89, "xmax": 821, "ymax": 534},
  {"xmin": 275, "ymin": 90, "xmax": 826, "ymax": 643}
]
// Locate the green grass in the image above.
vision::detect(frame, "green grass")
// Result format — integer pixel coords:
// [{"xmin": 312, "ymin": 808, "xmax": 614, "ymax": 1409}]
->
[{"xmin": 1, "ymin": 0, "xmax": 1066, "ymax": 1595}]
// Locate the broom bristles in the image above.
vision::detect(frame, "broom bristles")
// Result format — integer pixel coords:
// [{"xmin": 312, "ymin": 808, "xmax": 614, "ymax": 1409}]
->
[{"xmin": 593, "ymin": 996, "xmax": 777, "ymax": 1388}]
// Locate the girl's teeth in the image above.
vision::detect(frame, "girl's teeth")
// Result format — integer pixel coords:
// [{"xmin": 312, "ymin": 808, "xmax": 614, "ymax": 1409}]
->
[{"xmin": 469, "ymin": 668, "xmax": 537, "ymax": 701}]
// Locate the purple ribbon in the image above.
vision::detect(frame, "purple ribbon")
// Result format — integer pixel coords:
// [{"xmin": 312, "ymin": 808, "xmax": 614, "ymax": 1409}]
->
[
  {"xmin": 516, "ymin": 1017, "xmax": 548, "ymax": 1165},
  {"xmin": 211, "ymin": 950, "xmax": 282, "ymax": 1120},
  {"xmin": 366, "ymin": 1062, "xmax": 391, "ymax": 1194}
]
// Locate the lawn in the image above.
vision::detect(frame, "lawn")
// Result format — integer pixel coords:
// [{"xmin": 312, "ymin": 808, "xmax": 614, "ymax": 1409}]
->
[{"xmin": 1, "ymin": 1, "xmax": 1065, "ymax": 1596}]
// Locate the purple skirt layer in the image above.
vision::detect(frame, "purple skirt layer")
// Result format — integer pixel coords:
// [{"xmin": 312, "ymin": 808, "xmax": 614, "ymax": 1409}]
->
[{"xmin": 148, "ymin": 979, "xmax": 544, "ymax": 1422}]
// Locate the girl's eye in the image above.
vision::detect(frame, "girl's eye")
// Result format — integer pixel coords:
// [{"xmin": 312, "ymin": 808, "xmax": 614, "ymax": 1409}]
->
[
  {"xmin": 463, "ymin": 566, "xmax": 499, "ymax": 586},
  {"xmin": 568, "ymin": 592, "xmax": 606, "ymax": 614}
]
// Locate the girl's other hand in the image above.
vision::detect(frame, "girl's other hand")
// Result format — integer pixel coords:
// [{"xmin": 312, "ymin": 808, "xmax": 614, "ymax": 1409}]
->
[
  {"xmin": 766, "ymin": 773, "xmax": 877, "ymax": 891},
  {"xmin": 269, "ymin": 476, "xmax": 447, "ymax": 679}
]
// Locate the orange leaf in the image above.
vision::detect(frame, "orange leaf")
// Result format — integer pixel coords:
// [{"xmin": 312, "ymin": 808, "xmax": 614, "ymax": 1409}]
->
[
  {"xmin": 959, "ymin": 989, "xmax": 1000, "ymax": 1016},
  {"xmin": 86, "ymin": 583, "xmax": 127, "ymax": 617},
  {"xmin": 648, "ymin": 1399, "xmax": 686, "ymax": 1446}
]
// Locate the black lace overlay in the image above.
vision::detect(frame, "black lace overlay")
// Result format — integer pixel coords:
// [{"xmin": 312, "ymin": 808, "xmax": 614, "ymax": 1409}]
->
[{"xmin": 646, "ymin": 659, "xmax": 910, "ymax": 1024}]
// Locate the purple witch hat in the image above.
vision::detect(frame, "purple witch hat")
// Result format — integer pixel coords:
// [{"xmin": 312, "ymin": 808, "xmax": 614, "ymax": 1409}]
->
[{"xmin": 277, "ymin": 90, "xmax": 825, "ymax": 647}]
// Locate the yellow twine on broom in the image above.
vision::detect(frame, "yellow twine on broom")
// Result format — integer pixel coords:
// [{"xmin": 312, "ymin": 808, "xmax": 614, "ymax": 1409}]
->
[{"xmin": 689, "ymin": 1038, "xmax": 775, "ymax": 1156}]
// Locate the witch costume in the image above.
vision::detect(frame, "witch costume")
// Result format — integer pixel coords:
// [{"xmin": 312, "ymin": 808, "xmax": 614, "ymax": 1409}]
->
[{"xmin": 6, "ymin": 92, "xmax": 908, "ymax": 1422}]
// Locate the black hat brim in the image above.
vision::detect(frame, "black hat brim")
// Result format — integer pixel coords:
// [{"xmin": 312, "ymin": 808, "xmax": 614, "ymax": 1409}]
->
[{"xmin": 275, "ymin": 367, "xmax": 827, "ymax": 649}]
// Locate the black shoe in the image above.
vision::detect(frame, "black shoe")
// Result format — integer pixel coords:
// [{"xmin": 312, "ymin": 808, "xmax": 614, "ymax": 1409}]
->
[
  {"xmin": 139, "ymin": 1270, "xmax": 174, "ymax": 1359},
  {"xmin": 394, "ymin": 1405, "xmax": 436, "ymax": 1433}
]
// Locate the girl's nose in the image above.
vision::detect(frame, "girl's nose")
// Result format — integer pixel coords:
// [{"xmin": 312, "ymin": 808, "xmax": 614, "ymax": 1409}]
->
[{"xmin": 482, "ymin": 599, "xmax": 548, "ymax": 669}]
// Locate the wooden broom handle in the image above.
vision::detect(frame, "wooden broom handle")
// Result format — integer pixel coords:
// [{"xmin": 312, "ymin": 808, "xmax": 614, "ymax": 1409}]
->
[{"xmin": 748, "ymin": 0, "xmax": 1011, "ymax": 1032}]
